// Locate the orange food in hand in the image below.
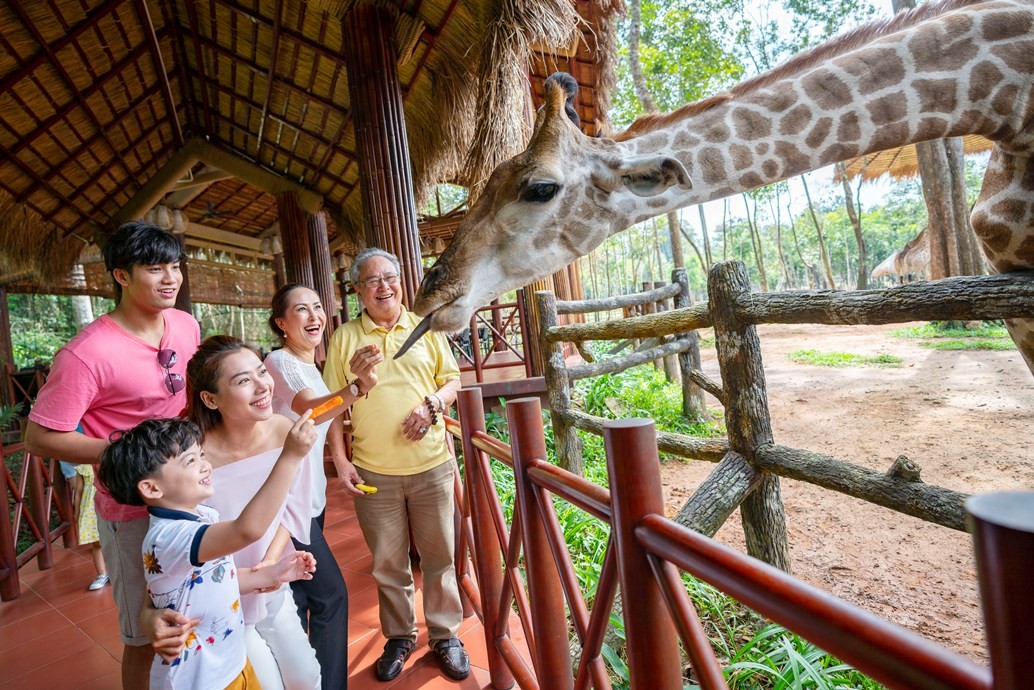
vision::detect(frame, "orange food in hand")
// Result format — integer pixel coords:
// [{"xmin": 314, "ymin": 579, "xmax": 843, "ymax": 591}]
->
[{"xmin": 311, "ymin": 395, "xmax": 344, "ymax": 418}]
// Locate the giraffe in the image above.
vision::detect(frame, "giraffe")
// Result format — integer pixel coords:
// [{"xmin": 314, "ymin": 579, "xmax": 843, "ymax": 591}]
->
[
  {"xmin": 871, "ymin": 227, "xmax": 930, "ymax": 284},
  {"xmin": 413, "ymin": 0, "xmax": 1034, "ymax": 374}
]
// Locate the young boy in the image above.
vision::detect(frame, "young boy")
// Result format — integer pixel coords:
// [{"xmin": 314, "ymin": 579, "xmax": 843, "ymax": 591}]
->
[{"xmin": 99, "ymin": 415, "xmax": 317, "ymax": 690}]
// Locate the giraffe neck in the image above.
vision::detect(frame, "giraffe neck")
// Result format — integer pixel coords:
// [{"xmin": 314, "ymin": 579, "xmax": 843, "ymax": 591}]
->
[{"xmin": 615, "ymin": 0, "xmax": 1033, "ymax": 209}]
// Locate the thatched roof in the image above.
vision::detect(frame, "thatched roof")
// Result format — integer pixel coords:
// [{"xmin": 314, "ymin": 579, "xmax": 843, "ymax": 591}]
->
[
  {"xmin": 840, "ymin": 134, "xmax": 994, "ymax": 181},
  {"xmin": 0, "ymin": 0, "xmax": 621, "ymax": 301}
]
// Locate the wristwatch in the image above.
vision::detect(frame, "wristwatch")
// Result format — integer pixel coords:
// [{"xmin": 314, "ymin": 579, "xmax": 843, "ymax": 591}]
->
[{"xmin": 348, "ymin": 381, "xmax": 361, "ymax": 398}]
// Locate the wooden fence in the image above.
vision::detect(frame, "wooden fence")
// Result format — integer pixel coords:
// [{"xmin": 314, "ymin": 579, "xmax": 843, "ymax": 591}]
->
[
  {"xmin": 449, "ymin": 389, "xmax": 1031, "ymax": 689},
  {"xmin": 536, "ymin": 260, "xmax": 1034, "ymax": 569},
  {"xmin": 0, "ymin": 442, "xmax": 74, "ymax": 601}
]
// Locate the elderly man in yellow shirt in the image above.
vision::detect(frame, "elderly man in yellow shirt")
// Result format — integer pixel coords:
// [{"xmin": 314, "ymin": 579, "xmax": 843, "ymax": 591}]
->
[{"xmin": 323, "ymin": 247, "xmax": 467, "ymax": 683}]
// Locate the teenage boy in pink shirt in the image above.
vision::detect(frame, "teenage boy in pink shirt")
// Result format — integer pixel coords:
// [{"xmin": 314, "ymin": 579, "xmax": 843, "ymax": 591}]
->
[{"xmin": 26, "ymin": 221, "xmax": 201, "ymax": 690}]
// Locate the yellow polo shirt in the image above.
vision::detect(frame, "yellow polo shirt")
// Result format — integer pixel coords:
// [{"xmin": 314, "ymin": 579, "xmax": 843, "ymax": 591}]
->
[{"xmin": 323, "ymin": 307, "xmax": 460, "ymax": 476}]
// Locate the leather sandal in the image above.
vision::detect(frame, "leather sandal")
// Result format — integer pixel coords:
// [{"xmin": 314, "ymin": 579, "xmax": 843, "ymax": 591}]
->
[
  {"xmin": 432, "ymin": 637, "xmax": 470, "ymax": 680},
  {"xmin": 375, "ymin": 638, "xmax": 415, "ymax": 681}
]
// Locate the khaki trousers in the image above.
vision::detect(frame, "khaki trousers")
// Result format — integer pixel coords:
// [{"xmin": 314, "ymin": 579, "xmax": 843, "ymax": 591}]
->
[{"xmin": 354, "ymin": 460, "xmax": 463, "ymax": 641}]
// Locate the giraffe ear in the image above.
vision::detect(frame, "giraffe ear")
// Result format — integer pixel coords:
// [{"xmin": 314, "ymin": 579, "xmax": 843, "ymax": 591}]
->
[{"xmin": 592, "ymin": 156, "xmax": 692, "ymax": 197}]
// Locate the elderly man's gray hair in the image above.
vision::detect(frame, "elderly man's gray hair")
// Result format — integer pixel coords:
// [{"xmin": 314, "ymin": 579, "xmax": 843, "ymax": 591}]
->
[{"xmin": 350, "ymin": 248, "xmax": 401, "ymax": 287}]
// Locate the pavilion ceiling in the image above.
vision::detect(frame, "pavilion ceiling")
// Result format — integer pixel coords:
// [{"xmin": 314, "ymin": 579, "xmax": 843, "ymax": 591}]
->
[{"xmin": 0, "ymin": 0, "xmax": 621, "ymax": 300}]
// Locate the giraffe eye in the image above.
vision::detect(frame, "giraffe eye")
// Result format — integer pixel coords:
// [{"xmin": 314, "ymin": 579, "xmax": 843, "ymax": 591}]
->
[{"xmin": 520, "ymin": 182, "xmax": 559, "ymax": 203}]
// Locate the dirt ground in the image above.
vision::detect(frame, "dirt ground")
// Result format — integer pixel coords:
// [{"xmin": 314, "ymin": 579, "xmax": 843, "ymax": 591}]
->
[{"xmin": 658, "ymin": 321, "xmax": 1033, "ymax": 663}]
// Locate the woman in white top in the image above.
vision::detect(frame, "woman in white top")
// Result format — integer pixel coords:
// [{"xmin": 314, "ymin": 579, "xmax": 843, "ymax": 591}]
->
[
  {"xmin": 264, "ymin": 283, "xmax": 383, "ymax": 690},
  {"xmin": 185, "ymin": 335, "xmax": 325, "ymax": 690}
]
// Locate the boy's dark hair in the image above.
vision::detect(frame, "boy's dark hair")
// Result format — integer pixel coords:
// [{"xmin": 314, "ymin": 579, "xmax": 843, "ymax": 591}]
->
[
  {"xmin": 102, "ymin": 221, "xmax": 185, "ymax": 301},
  {"xmin": 98, "ymin": 418, "xmax": 202, "ymax": 507}
]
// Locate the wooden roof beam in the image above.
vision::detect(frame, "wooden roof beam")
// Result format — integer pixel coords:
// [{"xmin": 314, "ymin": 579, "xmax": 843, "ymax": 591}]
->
[
  {"xmin": 113, "ymin": 138, "xmax": 323, "ymax": 225},
  {"xmin": 254, "ymin": 0, "xmax": 284, "ymax": 162},
  {"xmin": 134, "ymin": 0, "xmax": 184, "ymax": 147},
  {"xmin": 185, "ymin": 0, "xmax": 216, "ymax": 134},
  {"xmin": 184, "ymin": 221, "xmax": 263, "ymax": 251}
]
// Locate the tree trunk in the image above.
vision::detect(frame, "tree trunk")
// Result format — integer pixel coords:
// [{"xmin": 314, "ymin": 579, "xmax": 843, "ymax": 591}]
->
[
  {"xmin": 768, "ymin": 192, "xmax": 792, "ymax": 290},
  {"xmin": 789, "ymin": 207, "xmax": 819, "ymax": 289},
  {"xmin": 722, "ymin": 199, "xmax": 729, "ymax": 261},
  {"xmin": 945, "ymin": 137, "xmax": 985, "ymax": 275},
  {"xmin": 801, "ymin": 176, "xmax": 836, "ymax": 289},
  {"xmin": 698, "ymin": 205, "xmax": 713, "ymax": 270},
  {"xmin": 836, "ymin": 162, "xmax": 868, "ymax": 289},
  {"xmin": 742, "ymin": 194, "xmax": 769, "ymax": 292}
]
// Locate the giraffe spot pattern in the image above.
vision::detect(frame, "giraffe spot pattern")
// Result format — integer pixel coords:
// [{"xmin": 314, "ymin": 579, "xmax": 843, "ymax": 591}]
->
[
  {"xmin": 762, "ymin": 159, "xmax": 780, "ymax": 179},
  {"xmin": 990, "ymin": 41, "xmax": 1034, "ymax": 76},
  {"xmin": 802, "ymin": 69, "xmax": 853, "ymax": 110},
  {"xmin": 837, "ymin": 112, "xmax": 861, "ymax": 142},
  {"xmin": 989, "ymin": 198, "xmax": 1027, "ymax": 219},
  {"xmin": 647, "ymin": 197, "xmax": 669, "ymax": 209},
  {"xmin": 806, "ymin": 117, "xmax": 833, "ymax": 149},
  {"xmin": 730, "ymin": 144, "xmax": 753, "ymax": 171},
  {"xmin": 732, "ymin": 108, "xmax": 773, "ymax": 140},
  {"xmin": 699, "ymin": 147, "xmax": 728, "ymax": 185},
  {"xmin": 739, "ymin": 172, "xmax": 765, "ymax": 190},
  {"xmin": 976, "ymin": 220, "xmax": 1014, "ymax": 253},
  {"xmin": 755, "ymin": 143, "xmax": 770, "ymax": 155},
  {"xmin": 1015, "ymin": 236, "xmax": 1034, "ymax": 264},
  {"xmin": 703, "ymin": 123, "xmax": 731, "ymax": 143},
  {"xmin": 915, "ymin": 118, "xmax": 950, "ymax": 141},
  {"xmin": 980, "ymin": 10, "xmax": 1033, "ymax": 41},
  {"xmin": 774, "ymin": 141, "xmax": 812, "ymax": 174},
  {"xmin": 968, "ymin": 61, "xmax": 1005, "ymax": 102},
  {"xmin": 956, "ymin": 109, "xmax": 994, "ymax": 137},
  {"xmin": 834, "ymin": 47, "xmax": 905, "ymax": 96},
  {"xmin": 866, "ymin": 92, "xmax": 908, "ymax": 125},
  {"xmin": 990, "ymin": 84, "xmax": 1019, "ymax": 117},
  {"xmin": 908, "ymin": 19, "xmax": 978, "ymax": 72},
  {"xmin": 673, "ymin": 130, "xmax": 699, "ymax": 149},
  {"xmin": 820, "ymin": 142, "xmax": 860, "ymax": 166},
  {"xmin": 779, "ymin": 104, "xmax": 813, "ymax": 136},
  {"xmin": 869, "ymin": 121, "xmax": 911, "ymax": 152},
  {"xmin": 915, "ymin": 78, "xmax": 958, "ymax": 114},
  {"xmin": 752, "ymin": 88, "xmax": 797, "ymax": 113}
]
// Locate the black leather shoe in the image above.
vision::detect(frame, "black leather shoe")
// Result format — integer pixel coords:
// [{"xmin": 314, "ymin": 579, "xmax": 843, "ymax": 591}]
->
[
  {"xmin": 432, "ymin": 637, "xmax": 470, "ymax": 680},
  {"xmin": 375, "ymin": 638, "xmax": 415, "ymax": 681}
]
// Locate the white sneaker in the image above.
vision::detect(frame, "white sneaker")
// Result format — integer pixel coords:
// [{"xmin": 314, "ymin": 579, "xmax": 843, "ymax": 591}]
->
[{"xmin": 88, "ymin": 574, "xmax": 110, "ymax": 591}]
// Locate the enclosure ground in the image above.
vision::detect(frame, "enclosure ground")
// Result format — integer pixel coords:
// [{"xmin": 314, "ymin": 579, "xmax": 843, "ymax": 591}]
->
[{"xmin": 660, "ymin": 321, "xmax": 1033, "ymax": 662}]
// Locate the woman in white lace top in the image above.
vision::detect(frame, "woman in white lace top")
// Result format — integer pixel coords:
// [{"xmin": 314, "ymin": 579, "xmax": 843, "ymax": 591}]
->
[{"xmin": 264, "ymin": 283, "xmax": 383, "ymax": 690}]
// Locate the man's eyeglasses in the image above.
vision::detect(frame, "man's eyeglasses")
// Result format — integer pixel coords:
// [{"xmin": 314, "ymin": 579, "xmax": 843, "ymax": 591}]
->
[
  {"xmin": 158, "ymin": 349, "xmax": 185, "ymax": 395},
  {"xmin": 360, "ymin": 273, "xmax": 400, "ymax": 289}
]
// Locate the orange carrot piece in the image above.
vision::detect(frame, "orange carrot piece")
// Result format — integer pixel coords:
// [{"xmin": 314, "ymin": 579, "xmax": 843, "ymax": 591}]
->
[{"xmin": 311, "ymin": 395, "xmax": 344, "ymax": 418}]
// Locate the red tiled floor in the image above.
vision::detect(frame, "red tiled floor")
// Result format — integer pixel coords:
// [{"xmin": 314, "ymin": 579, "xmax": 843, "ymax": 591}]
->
[{"xmin": 0, "ymin": 484, "xmax": 528, "ymax": 689}]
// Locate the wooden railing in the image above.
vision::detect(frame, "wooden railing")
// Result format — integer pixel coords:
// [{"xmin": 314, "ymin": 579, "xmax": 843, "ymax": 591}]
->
[
  {"xmin": 448, "ymin": 390, "xmax": 1030, "ymax": 689},
  {"xmin": 537, "ymin": 261, "xmax": 1034, "ymax": 570},
  {"xmin": 0, "ymin": 442, "xmax": 75, "ymax": 600},
  {"xmin": 448, "ymin": 290, "xmax": 533, "ymax": 383}
]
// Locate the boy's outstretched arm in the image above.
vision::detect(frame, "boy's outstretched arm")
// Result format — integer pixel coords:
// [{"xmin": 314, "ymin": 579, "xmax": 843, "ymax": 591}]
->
[
  {"xmin": 239, "ymin": 551, "xmax": 317, "ymax": 593},
  {"xmin": 196, "ymin": 412, "xmax": 317, "ymax": 563}
]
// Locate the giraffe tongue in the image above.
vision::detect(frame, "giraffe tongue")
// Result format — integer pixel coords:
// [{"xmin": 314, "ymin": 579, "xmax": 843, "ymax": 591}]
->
[{"xmin": 394, "ymin": 314, "xmax": 433, "ymax": 360}]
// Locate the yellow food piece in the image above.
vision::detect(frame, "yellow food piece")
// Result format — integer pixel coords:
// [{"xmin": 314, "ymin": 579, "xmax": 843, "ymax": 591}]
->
[{"xmin": 355, "ymin": 483, "xmax": 378, "ymax": 494}]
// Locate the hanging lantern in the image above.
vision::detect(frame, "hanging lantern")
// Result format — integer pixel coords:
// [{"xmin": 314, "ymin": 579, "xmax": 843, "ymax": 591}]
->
[
  {"xmin": 171, "ymin": 208, "xmax": 187, "ymax": 235},
  {"xmin": 155, "ymin": 204, "xmax": 172, "ymax": 230}
]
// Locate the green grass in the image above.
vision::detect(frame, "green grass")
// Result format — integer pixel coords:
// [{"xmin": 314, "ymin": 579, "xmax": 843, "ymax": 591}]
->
[
  {"xmin": 788, "ymin": 349, "xmax": 903, "ymax": 367},
  {"xmin": 918, "ymin": 339, "xmax": 1015, "ymax": 351},
  {"xmin": 890, "ymin": 321, "xmax": 1009, "ymax": 340}
]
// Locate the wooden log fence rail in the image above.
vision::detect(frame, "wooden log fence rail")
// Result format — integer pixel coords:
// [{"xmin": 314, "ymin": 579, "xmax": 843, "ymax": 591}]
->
[
  {"xmin": 0, "ymin": 443, "xmax": 75, "ymax": 601},
  {"xmin": 445, "ymin": 390, "xmax": 1024, "ymax": 689},
  {"xmin": 536, "ymin": 261, "xmax": 1034, "ymax": 566}
]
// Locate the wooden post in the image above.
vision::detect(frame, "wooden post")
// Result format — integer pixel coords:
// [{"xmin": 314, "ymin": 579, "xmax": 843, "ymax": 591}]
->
[
  {"xmin": 456, "ymin": 389, "xmax": 514, "ymax": 690},
  {"xmin": 672, "ymin": 268, "xmax": 706, "ymax": 420},
  {"xmin": 508, "ymin": 398, "xmax": 573, "ymax": 689},
  {"xmin": 335, "ymin": 253, "xmax": 352, "ymax": 323},
  {"xmin": 605, "ymin": 419, "xmax": 683, "ymax": 689},
  {"xmin": 537, "ymin": 291, "xmax": 582, "ymax": 476},
  {"xmin": 0, "ymin": 446, "xmax": 19, "ymax": 600},
  {"xmin": 277, "ymin": 191, "xmax": 315, "ymax": 289},
  {"xmin": 522, "ymin": 277, "xmax": 551, "ymax": 376},
  {"xmin": 0, "ymin": 287, "xmax": 14, "ymax": 407},
  {"xmin": 654, "ymin": 280, "xmax": 680, "ymax": 382},
  {"xmin": 641, "ymin": 282, "xmax": 661, "ymax": 372},
  {"xmin": 307, "ymin": 211, "xmax": 336, "ymax": 354},
  {"xmin": 341, "ymin": 4, "xmax": 423, "ymax": 307},
  {"xmin": 271, "ymin": 235, "xmax": 287, "ymax": 289},
  {"xmin": 26, "ymin": 453, "xmax": 53, "ymax": 570},
  {"xmin": 708, "ymin": 261, "xmax": 791, "ymax": 572},
  {"xmin": 967, "ymin": 492, "xmax": 1034, "ymax": 690},
  {"xmin": 172, "ymin": 230, "xmax": 192, "ymax": 314}
]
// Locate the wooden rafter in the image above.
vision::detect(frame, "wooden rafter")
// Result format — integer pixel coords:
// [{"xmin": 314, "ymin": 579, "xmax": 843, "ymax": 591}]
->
[
  {"xmin": 134, "ymin": 0, "xmax": 183, "ymax": 147},
  {"xmin": 185, "ymin": 0, "xmax": 215, "ymax": 135},
  {"xmin": 254, "ymin": 0, "xmax": 284, "ymax": 162}
]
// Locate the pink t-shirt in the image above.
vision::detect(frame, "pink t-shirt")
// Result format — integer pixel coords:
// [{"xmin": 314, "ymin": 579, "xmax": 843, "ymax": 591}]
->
[{"xmin": 29, "ymin": 308, "xmax": 200, "ymax": 521}]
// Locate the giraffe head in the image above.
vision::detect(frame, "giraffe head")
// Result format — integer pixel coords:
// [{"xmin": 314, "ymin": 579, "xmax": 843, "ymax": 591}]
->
[{"xmin": 413, "ymin": 73, "xmax": 693, "ymax": 333}]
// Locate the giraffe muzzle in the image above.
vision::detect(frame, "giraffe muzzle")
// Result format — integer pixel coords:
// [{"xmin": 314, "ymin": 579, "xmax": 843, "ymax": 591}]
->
[{"xmin": 393, "ymin": 313, "xmax": 434, "ymax": 360}]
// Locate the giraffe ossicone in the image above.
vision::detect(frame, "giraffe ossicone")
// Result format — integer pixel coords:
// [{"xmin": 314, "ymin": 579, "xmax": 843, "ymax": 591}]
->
[{"xmin": 414, "ymin": 0, "xmax": 1034, "ymax": 374}]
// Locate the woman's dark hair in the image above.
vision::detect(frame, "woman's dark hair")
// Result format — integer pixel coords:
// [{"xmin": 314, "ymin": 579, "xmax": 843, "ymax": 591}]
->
[
  {"xmin": 268, "ymin": 283, "xmax": 309, "ymax": 341},
  {"xmin": 98, "ymin": 418, "xmax": 202, "ymax": 507},
  {"xmin": 186, "ymin": 335, "xmax": 260, "ymax": 436},
  {"xmin": 103, "ymin": 221, "xmax": 185, "ymax": 301}
]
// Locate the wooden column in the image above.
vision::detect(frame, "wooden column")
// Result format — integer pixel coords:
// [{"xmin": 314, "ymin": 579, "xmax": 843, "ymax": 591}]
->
[
  {"xmin": 172, "ymin": 231, "xmax": 192, "ymax": 314},
  {"xmin": 335, "ymin": 252, "xmax": 352, "ymax": 323},
  {"xmin": 341, "ymin": 4, "xmax": 423, "ymax": 307},
  {"xmin": 277, "ymin": 191, "xmax": 315, "ymax": 289},
  {"xmin": 271, "ymin": 235, "xmax": 287, "ymax": 289},
  {"xmin": 709, "ymin": 260, "xmax": 790, "ymax": 572},
  {"xmin": 307, "ymin": 212, "xmax": 337, "ymax": 347},
  {"xmin": 0, "ymin": 288, "xmax": 13, "ymax": 407}
]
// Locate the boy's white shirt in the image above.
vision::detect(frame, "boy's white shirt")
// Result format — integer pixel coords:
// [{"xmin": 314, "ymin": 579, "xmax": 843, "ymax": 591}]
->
[{"xmin": 144, "ymin": 504, "xmax": 246, "ymax": 690}]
